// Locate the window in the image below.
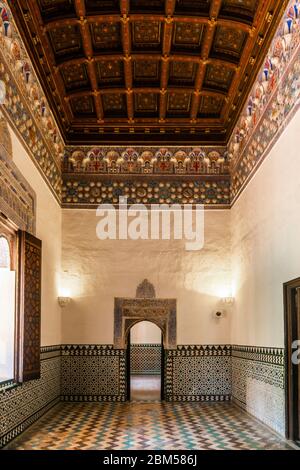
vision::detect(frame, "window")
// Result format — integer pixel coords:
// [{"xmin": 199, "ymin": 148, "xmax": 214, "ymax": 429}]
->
[
  {"xmin": 0, "ymin": 215, "xmax": 42, "ymax": 385},
  {"xmin": 0, "ymin": 227, "xmax": 16, "ymax": 384}
]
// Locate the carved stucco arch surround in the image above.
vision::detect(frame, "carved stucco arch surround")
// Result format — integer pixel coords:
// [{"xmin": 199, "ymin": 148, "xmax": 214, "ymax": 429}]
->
[{"xmin": 114, "ymin": 297, "xmax": 177, "ymax": 350}]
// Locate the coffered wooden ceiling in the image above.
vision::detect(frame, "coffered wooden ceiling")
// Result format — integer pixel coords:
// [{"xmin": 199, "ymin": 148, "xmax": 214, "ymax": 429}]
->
[{"xmin": 9, "ymin": 0, "xmax": 288, "ymax": 144}]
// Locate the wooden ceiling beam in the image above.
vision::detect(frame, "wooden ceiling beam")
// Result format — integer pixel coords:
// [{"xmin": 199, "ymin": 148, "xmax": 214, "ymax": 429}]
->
[
  {"xmin": 190, "ymin": 91, "xmax": 201, "ymax": 121},
  {"xmin": 160, "ymin": 57, "xmax": 170, "ymax": 90},
  {"xmin": 121, "ymin": 11, "xmax": 133, "ymax": 121},
  {"xmin": 44, "ymin": 16, "xmax": 253, "ymax": 34},
  {"xmin": 120, "ymin": 0, "xmax": 130, "ymax": 16},
  {"xmin": 210, "ymin": 0, "xmax": 223, "ymax": 20},
  {"xmin": 65, "ymin": 87, "xmax": 227, "ymax": 100},
  {"xmin": 224, "ymin": 0, "xmax": 290, "ymax": 137},
  {"xmin": 165, "ymin": 0, "xmax": 176, "ymax": 17},
  {"xmin": 160, "ymin": 11, "xmax": 174, "ymax": 121},
  {"xmin": 222, "ymin": 0, "xmax": 271, "ymax": 123},
  {"xmin": 56, "ymin": 54, "xmax": 238, "ymax": 70},
  {"xmin": 126, "ymin": 89, "xmax": 134, "ymax": 120},
  {"xmin": 26, "ymin": 0, "xmax": 73, "ymax": 125},
  {"xmin": 159, "ymin": 89, "xmax": 167, "ymax": 121},
  {"xmin": 70, "ymin": 116, "xmax": 223, "ymax": 126},
  {"xmin": 190, "ymin": 0, "xmax": 222, "ymax": 121},
  {"xmin": 74, "ymin": 0, "xmax": 103, "ymax": 121}
]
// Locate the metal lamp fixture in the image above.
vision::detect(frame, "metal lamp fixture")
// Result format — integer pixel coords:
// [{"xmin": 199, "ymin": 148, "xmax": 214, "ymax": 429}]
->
[{"xmin": 58, "ymin": 296, "xmax": 71, "ymax": 308}]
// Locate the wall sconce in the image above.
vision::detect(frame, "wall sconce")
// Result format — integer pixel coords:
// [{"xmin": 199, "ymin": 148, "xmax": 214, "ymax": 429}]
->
[
  {"xmin": 222, "ymin": 297, "xmax": 235, "ymax": 305},
  {"xmin": 58, "ymin": 296, "xmax": 71, "ymax": 308}
]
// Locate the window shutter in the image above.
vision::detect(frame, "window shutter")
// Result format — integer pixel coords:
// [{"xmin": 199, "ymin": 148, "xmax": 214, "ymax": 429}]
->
[{"xmin": 17, "ymin": 231, "xmax": 42, "ymax": 382}]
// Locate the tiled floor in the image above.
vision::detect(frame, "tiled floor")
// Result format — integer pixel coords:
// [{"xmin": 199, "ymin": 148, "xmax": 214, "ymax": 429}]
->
[
  {"xmin": 5, "ymin": 402, "xmax": 293, "ymax": 450},
  {"xmin": 130, "ymin": 375, "xmax": 161, "ymax": 401}
]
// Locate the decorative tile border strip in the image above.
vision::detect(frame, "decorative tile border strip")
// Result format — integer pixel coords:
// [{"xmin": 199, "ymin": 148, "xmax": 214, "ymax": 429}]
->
[
  {"xmin": 62, "ymin": 174, "xmax": 231, "ymax": 207},
  {"xmin": 61, "ymin": 344, "xmax": 116, "ymax": 356},
  {"xmin": 40, "ymin": 345, "xmax": 61, "ymax": 354},
  {"xmin": 0, "ymin": 378, "xmax": 16, "ymax": 392},
  {"xmin": 63, "ymin": 146, "xmax": 229, "ymax": 176},
  {"xmin": 40, "ymin": 345, "xmax": 61, "ymax": 362},
  {"xmin": 232, "ymin": 345, "xmax": 284, "ymax": 366},
  {"xmin": 168, "ymin": 395, "xmax": 231, "ymax": 402},
  {"xmin": 60, "ymin": 395, "xmax": 126, "ymax": 403},
  {"xmin": 175, "ymin": 345, "xmax": 232, "ymax": 356}
]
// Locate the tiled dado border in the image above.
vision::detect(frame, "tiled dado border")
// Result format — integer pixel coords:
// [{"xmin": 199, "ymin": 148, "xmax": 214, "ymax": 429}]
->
[
  {"xmin": 0, "ymin": 346, "xmax": 61, "ymax": 449},
  {"xmin": 232, "ymin": 345, "xmax": 284, "ymax": 365}
]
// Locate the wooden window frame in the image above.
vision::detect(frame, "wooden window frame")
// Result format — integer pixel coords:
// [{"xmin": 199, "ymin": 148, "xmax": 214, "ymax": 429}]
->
[{"xmin": 0, "ymin": 213, "xmax": 42, "ymax": 385}]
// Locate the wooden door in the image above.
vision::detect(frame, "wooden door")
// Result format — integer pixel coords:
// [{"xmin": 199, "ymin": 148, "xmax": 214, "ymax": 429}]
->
[
  {"xmin": 161, "ymin": 332, "xmax": 164, "ymax": 401},
  {"xmin": 284, "ymin": 278, "xmax": 300, "ymax": 444}
]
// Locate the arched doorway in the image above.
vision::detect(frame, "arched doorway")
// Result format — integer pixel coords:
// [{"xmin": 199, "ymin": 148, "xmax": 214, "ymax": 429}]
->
[
  {"xmin": 114, "ymin": 279, "xmax": 177, "ymax": 402},
  {"xmin": 127, "ymin": 321, "xmax": 164, "ymax": 401}
]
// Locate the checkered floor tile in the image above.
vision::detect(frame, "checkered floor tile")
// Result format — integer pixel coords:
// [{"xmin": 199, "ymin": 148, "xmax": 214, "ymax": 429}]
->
[{"xmin": 5, "ymin": 402, "xmax": 292, "ymax": 450}]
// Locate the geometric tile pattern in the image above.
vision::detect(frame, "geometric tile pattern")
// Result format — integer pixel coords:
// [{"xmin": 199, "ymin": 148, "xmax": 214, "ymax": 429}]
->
[
  {"xmin": 4, "ymin": 402, "xmax": 292, "ymax": 450},
  {"xmin": 60, "ymin": 345, "xmax": 126, "ymax": 402},
  {"xmin": 130, "ymin": 344, "xmax": 161, "ymax": 375},
  {"xmin": 166, "ymin": 345, "xmax": 232, "ymax": 402},
  {"xmin": 0, "ymin": 346, "xmax": 61, "ymax": 449},
  {"xmin": 62, "ymin": 146, "xmax": 231, "ymax": 208},
  {"xmin": 232, "ymin": 346, "xmax": 285, "ymax": 436},
  {"xmin": 62, "ymin": 175, "xmax": 231, "ymax": 207},
  {"xmin": 0, "ymin": 343, "xmax": 287, "ymax": 448}
]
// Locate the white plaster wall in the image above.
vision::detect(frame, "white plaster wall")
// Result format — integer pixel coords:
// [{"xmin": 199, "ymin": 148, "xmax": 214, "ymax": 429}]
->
[
  {"xmin": 9, "ymin": 126, "xmax": 62, "ymax": 346},
  {"xmin": 231, "ymin": 111, "xmax": 300, "ymax": 347},
  {"xmin": 61, "ymin": 209, "xmax": 231, "ymax": 345},
  {"xmin": 130, "ymin": 321, "xmax": 162, "ymax": 344}
]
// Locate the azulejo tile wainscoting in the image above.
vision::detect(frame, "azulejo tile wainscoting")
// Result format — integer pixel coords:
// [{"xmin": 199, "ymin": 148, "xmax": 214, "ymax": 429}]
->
[
  {"xmin": 232, "ymin": 346, "xmax": 285, "ymax": 436},
  {"xmin": 130, "ymin": 344, "xmax": 161, "ymax": 375},
  {"xmin": 60, "ymin": 345, "xmax": 126, "ymax": 402},
  {"xmin": 0, "ymin": 346, "xmax": 61, "ymax": 449},
  {"xmin": 0, "ymin": 344, "xmax": 286, "ymax": 448},
  {"xmin": 166, "ymin": 345, "xmax": 232, "ymax": 402}
]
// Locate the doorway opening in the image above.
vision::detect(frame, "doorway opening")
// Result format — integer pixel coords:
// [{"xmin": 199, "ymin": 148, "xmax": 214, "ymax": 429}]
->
[
  {"xmin": 284, "ymin": 277, "xmax": 300, "ymax": 445},
  {"xmin": 126, "ymin": 321, "xmax": 164, "ymax": 402}
]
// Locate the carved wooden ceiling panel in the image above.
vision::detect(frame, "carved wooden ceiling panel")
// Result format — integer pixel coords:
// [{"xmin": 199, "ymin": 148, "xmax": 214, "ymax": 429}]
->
[{"xmin": 9, "ymin": 0, "xmax": 288, "ymax": 144}]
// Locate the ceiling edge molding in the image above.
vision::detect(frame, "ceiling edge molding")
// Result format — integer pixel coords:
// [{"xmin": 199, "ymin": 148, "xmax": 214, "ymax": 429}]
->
[
  {"xmin": 0, "ymin": 0, "xmax": 63, "ymax": 201},
  {"xmin": 229, "ymin": 0, "xmax": 300, "ymax": 203}
]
